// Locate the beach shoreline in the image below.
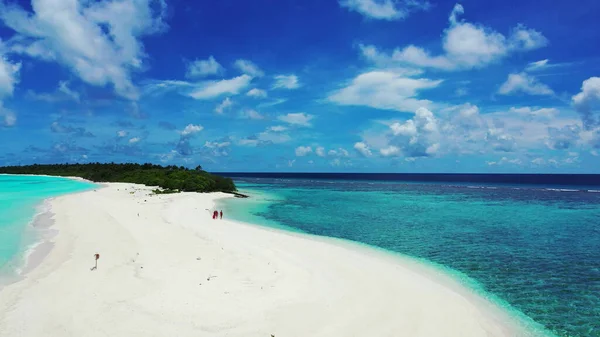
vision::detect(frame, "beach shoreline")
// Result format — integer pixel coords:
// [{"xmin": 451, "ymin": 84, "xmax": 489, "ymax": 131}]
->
[{"xmin": 0, "ymin": 182, "xmax": 545, "ymax": 337}]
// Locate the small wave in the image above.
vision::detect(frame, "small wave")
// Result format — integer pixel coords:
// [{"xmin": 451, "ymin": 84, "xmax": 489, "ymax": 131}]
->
[
  {"xmin": 587, "ymin": 190, "xmax": 600, "ymax": 193},
  {"xmin": 544, "ymin": 188, "xmax": 580, "ymax": 192}
]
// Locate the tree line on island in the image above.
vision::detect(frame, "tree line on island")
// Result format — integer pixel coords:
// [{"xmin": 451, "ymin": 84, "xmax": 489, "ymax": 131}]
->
[{"xmin": 0, "ymin": 163, "xmax": 240, "ymax": 194}]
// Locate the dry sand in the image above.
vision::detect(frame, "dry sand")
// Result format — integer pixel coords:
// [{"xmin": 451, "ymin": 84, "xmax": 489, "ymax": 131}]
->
[{"xmin": 0, "ymin": 183, "xmax": 534, "ymax": 337}]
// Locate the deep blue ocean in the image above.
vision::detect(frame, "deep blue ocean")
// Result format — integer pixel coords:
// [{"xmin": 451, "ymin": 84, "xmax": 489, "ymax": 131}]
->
[
  {"xmin": 219, "ymin": 174, "xmax": 600, "ymax": 337},
  {"xmin": 0, "ymin": 175, "xmax": 95, "ymax": 274}
]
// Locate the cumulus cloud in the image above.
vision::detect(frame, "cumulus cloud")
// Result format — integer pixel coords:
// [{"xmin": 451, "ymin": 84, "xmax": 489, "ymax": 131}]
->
[
  {"xmin": 295, "ymin": 146, "xmax": 312, "ymax": 156},
  {"xmin": 215, "ymin": 97, "xmax": 233, "ymax": 114},
  {"xmin": 129, "ymin": 137, "xmax": 140, "ymax": 144},
  {"xmin": 315, "ymin": 146, "xmax": 326, "ymax": 157},
  {"xmin": 546, "ymin": 125, "xmax": 581, "ymax": 150},
  {"xmin": 359, "ymin": 103, "xmax": 585, "ymax": 162},
  {"xmin": 272, "ymin": 74, "xmax": 300, "ymax": 89},
  {"xmin": 354, "ymin": 142, "xmax": 372, "ymax": 156},
  {"xmin": 186, "ymin": 56, "xmax": 223, "ymax": 78},
  {"xmin": 180, "ymin": 124, "xmax": 203, "ymax": 136},
  {"xmin": 327, "ymin": 70, "xmax": 441, "ymax": 112},
  {"xmin": 117, "ymin": 130, "xmax": 128, "ymax": 137},
  {"xmin": 386, "ymin": 107, "xmax": 441, "ymax": 158},
  {"xmin": 0, "ymin": 0, "xmax": 168, "ymax": 100},
  {"xmin": 234, "ymin": 59, "xmax": 264, "ymax": 77},
  {"xmin": 339, "ymin": 0, "xmax": 430, "ymax": 20},
  {"xmin": 360, "ymin": 4, "xmax": 547, "ymax": 71},
  {"xmin": 188, "ymin": 75, "xmax": 253, "ymax": 100},
  {"xmin": 278, "ymin": 112, "xmax": 314, "ymax": 127},
  {"xmin": 572, "ymin": 77, "xmax": 600, "ymax": 129},
  {"xmin": 247, "ymin": 88, "xmax": 267, "ymax": 98},
  {"xmin": 498, "ymin": 72, "xmax": 554, "ymax": 96}
]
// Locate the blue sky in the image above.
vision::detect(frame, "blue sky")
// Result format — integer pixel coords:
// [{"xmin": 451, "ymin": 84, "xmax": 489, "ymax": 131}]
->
[{"xmin": 0, "ymin": 0, "xmax": 599, "ymax": 173}]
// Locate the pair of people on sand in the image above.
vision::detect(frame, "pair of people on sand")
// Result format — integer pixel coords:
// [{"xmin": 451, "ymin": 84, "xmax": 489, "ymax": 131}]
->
[{"xmin": 212, "ymin": 210, "xmax": 223, "ymax": 219}]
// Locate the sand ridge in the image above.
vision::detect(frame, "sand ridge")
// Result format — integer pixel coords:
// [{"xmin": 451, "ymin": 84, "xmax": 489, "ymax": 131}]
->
[{"xmin": 0, "ymin": 183, "xmax": 532, "ymax": 337}]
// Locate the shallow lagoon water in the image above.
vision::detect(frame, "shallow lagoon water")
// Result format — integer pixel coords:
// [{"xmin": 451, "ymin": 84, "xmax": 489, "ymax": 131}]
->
[
  {"xmin": 222, "ymin": 178, "xmax": 600, "ymax": 337},
  {"xmin": 0, "ymin": 175, "xmax": 95, "ymax": 274}
]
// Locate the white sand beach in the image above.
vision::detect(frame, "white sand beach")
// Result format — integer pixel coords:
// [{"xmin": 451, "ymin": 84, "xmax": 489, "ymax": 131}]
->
[{"xmin": 0, "ymin": 183, "xmax": 531, "ymax": 337}]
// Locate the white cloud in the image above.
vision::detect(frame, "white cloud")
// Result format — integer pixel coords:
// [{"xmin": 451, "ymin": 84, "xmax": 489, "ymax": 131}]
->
[
  {"xmin": 546, "ymin": 124, "xmax": 581, "ymax": 150},
  {"xmin": 328, "ymin": 148, "xmax": 350, "ymax": 157},
  {"xmin": 508, "ymin": 24, "xmax": 549, "ymax": 51},
  {"xmin": 572, "ymin": 77, "xmax": 600, "ymax": 129},
  {"xmin": 531, "ymin": 157, "xmax": 545, "ymax": 165},
  {"xmin": 295, "ymin": 146, "xmax": 312, "ymax": 156},
  {"xmin": 278, "ymin": 112, "xmax": 314, "ymax": 127},
  {"xmin": 0, "ymin": 55, "xmax": 20, "ymax": 127},
  {"xmin": 204, "ymin": 141, "xmax": 230, "ymax": 148},
  {"xmin": 188, "ymin": 75, "xmax": 253, "ymax": 100},
  {"xmin": 272, "ymin": 74, "xmax": 300, "ymax": 89},
  {"xmin": 0, "ymin": 56, "xmax": 21, "ymax": 97},
  {"xmin": 241, "ymin": 109, "xmax": 265, "ymax": 120},
  {"xmin": 339, "ymin": 0, "xmax": 429, "ymax": 20},
  {"xmin": 359, "ymin": 103, "xmax": 585, "ymax": 161},
  {"xmin": 186, "ymin": 56, "xmax": 223, "ymax": 78},
  {"xmin": 234, "ymin": 59, "xmax": 264, "ymax": 77},
  {"xmin": 510, "ymin": 106, "xmax": 558, "ymax": 119},
  {"xmin": 486, "ymin": 157, "xmax": 522, "ymax": 166},
  {"xmin": 215, "ymin": 97, "xmax": 233, "ymax": 114},
  {"xmin": 328, "ymin": 70, "xmax": 441, "ymax": 112},
  {"xmin": 380, "ymin": 145, "xmax": 401, "ymax": 157},
  {"xmin": 525, "ymin": 59, "xmax": 549, "ymax": 72},
  {"xmin": 386, "ymin": 107, "xmax": 441, "ymax": 158},
  {"xmin": 360, "ymin": 4, "xmax": 547, "ymax": 71},
  {"xmin": 129, "ymin": 137, "xmax": 140, "ymax": 144},
  {"xmin": 498, "ymin": 72, "xmax": 554, "ymax": 96},
  {"xmin": 247, "ymin": 88, "xmax": 267, "ymax": 98},
  {"xmin": 455, "ymin": 87, "xmax": 468, "ymax": 97},
  {"xmin": 117, "ymin": 130, "xmax": 127, "ymax": 137},
  {"xmin": 0, "ymin": 0, "xmax": 167, "ymax": 100},
  {"xmin": 0, "ymin": 106, "xmax": 16, "ymax": 127},
  {"xmin": 316, "ymin": 146, "xmax": 326, "ymax": 157},
  {"xmin": 57, "ymin": 81, "xmax": 80, "ymax": 102},
  {"xmin": 257, "ymin": 130, "xmax": 291, "ymax": 144},
  {"xmin": 180, "ymin": 124, "xmax": 203, "ymax": 136},
  {"xmin": 354, "ymin": 142, "xmax": 372, "ymax": 157},
  {"xmin": 269, "ymin": 125, "xmax": 287, "ymax": 132}
]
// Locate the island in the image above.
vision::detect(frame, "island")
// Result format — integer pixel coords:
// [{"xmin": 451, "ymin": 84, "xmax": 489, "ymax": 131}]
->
[{"xmin": 0, "ymin": 163, "xmax": 237, "ymax": 194}]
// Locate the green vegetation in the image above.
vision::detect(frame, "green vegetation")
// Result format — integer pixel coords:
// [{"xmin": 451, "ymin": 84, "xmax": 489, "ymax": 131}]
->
[{"xmin": 0, "ymin": 163, "xmax": 236, "ymax": 193}]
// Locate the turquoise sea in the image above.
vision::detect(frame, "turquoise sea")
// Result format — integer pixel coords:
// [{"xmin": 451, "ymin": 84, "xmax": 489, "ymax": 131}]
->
[
  {"xmin": 221, "ymin": 178, "xmax": 600, "ymax": 337},
  {"xmin": 0, "ymin": 175, "xmax": 95, "ymax": 274}
]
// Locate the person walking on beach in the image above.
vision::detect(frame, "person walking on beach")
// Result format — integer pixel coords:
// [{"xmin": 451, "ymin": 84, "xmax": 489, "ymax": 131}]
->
[
  {"xmin": 220, "ymin": 210, "xmax": 223, "ymax": 219},
  {"xmin": 91, "ymin": 253, "xmax": 100, "ymax": 271},
  {"xmin": 213, "ymin": 210, "xmax": 218, "ymax": 219}
]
